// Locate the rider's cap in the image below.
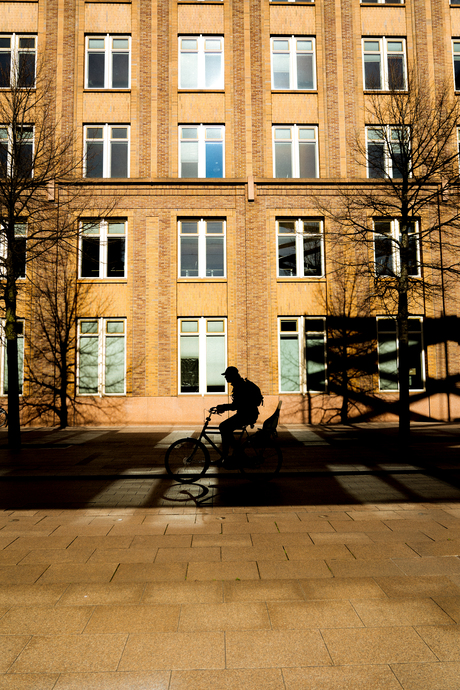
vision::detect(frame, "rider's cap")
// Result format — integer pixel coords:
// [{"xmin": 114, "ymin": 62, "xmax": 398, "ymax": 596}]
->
[{"xmin": 222, "ymin": 366, "xmax": 239, "ymax": 377}]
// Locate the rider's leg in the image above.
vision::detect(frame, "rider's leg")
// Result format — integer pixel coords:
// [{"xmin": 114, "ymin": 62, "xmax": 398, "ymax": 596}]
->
[{"xmin": 219, "ymin": 414, "xmax": 244, "ymax": 458}]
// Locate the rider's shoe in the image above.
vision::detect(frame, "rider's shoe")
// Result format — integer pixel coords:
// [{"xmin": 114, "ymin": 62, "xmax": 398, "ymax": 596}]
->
[{"xmin": 222, "ymin": 454, "xmax": 240, "ymax": 469}]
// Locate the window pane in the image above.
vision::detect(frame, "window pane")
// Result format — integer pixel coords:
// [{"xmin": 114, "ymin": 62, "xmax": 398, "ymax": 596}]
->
[
  {"xmin": 105, "ymin": 336, "xmax": 125, "ymax": 393},
  {"xmin": 206, "ymin": 221, "xmax": 223, "ymax": 234},
  {"xmin": 205, "ymin": 53, "xmax": 222, "ymax": 88},
  {"xmin": 272, "ymin": 53, "xmax": 290, "ymax": 89},
  {"xmin": 378, "ymin": 332, "xmax": 398, "ymax": 390},
  {"xmin": 368, "ymin": 143, "xmax": 385, "ymax": 178},
  {"xmin": 110, "ymin": 142, "xmax": 128, "ymax": 177},
  {"xmin": 180, "ymin": 52, "xmax": 198, "ymax": 88},
  {"xmin": 181, "ymin": 221, "xmax": 198, "ymax": 234},
  {"xmin": 181, "ymin": 141, "xmax": 198, "ymax": 177},
  {"xmin": 108, "ymin": 221, "xmax": 125, "ymax": 234},
  {"xmin": 408, "ymin": 332, "xmax": 423, "ymax": 390},
  {"xmin": 17, "ymin": 142, "xmax": 33, "ymax": 178},
  {"xmin": 278, "ymin": 220, "xmax": 296, "ymax": 234},
  {"xmin": 0, "ymin": 52, "xmax": 10, "ymax": 87},
  {"xmin": 107, "ymin": 237, "xmax": 125, "ymax": 277},
  {"xmin": 107, "ymin": 321, "xmax": 124, "ymax": 333},
  {"xmin": 112, "ymin": 52, "xmax": 129, "ymax": 88},
  {"xmin": 18, "ymin": 52, "xmax": 35, "ymax": 87},
  {"xmin": 387, "ymin": 55, "xmax": 405, "ymax": 90},
  {"xmin": 274, "ymin": 142, "xmax": 292, "ymax": 178},
  {"xmin": 205, "ymin": 141, "xmax": 223, "ymax": 178},
  {"xmin": 13, "ymin": 238, "xmax": 26, "ymax": 278},
  {"xmin": 454, "ymin": 57, "xmax": 460, "ymax": 91},
  {"xmin": 79, "ymin": 336, "xmax": 99, "ymax": 394},
  {"xmin": 206, "ymin": 236, "xmax": 224, "ymax": 276},
  {"xmin": 306, "ymin": 335, "xmax": 326, "ymax": 391},
  {"xmin": 408, "ymin": 235, "xmax": 419, "ymax": 276},
  {"xmin": 364, "ymin": 55, "xmax": 381, "ymax": 89},
  {"xmin": 206, "ymin": 335, "xmax": 225, "ymax": 392},
  {"xmin": 180, "ymin": 335, "xmax": 199, "ymax": 392},
  {"xmin": 180, "ymin": 236, "xmax": 199, "ymax": 277},
  {"xmin": 3, "ymin": 336, "xmax": 24, "ymax": 395},
  {"xmin": 278, "ymin": 236, "xmax": 297, "ymax": 276},
  {"xmin": 375, "ymin": 236, "xmax": 394, "ymax": 275},
  {"xmin": 299, "ymin": 142, "xmax": 317, "ymax": 178},
  {"xmin": 88, "ymin": 53, "xmax": 105, "ymax": 88},
  {"xmin": 81, "ymin": 237, "xmax": 100, "ymax": 277},
  {"xmin": 303, "ymin": 238, "xmax": 321, "ymax": 276},
  {"xmin": 280, "ymin": 335, "xmax": 300, "ymax": 391},
  {"xmin": 86, "ymin": 141, "xmax": 104, "ymax": 177},
  {"xmin": 81, "ymin": 321, "xmax": 98, "ymax": 334},
  {"xmin": 296, "ymin": 53, "xmax": 313, "ymax": 89}
]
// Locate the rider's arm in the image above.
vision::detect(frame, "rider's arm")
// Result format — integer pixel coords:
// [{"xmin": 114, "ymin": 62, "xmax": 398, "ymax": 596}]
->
[{"xmin": 215, "ymin": 403, "xmax": 232, "ymax": 414}]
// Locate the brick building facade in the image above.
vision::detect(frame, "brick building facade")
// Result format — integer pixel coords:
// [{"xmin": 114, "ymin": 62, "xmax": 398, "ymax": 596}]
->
[{"xmin": 1, "ymin": 0, "xmax": 460, "ymax": 425}]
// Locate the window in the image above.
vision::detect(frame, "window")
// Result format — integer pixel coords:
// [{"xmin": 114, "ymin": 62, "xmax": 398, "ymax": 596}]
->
[
  {"xmin": 452, "ymin": 1, "xmax": 460, "ymax": 6},
  {"xmin": 277, "ymin": 218, "xmax": 323, "ymax": 277},
  {"xmin": 80, "ymin": 219, "xmax": 126, "ymax": 279},
  {"xmin": 377, "ymin": 317, "xmax": 424, "ymax": 391},
  {"xmin": 273, "ymin": 125, "xmax": 318, "ymax": 178},
  {"xmin": 363, "ymin": 38, "xmax": 406, "ymax": 90},
  {"xmin": 0, "ymin": 126, "xmax": 33, "ymax": 179},
  {"xmin": 271, "ymin": 37, "xmax": 315, "ymax": 90},
  {"xmin": 0, "ymin": 222, "xmax": 26, "ymax": 279},
  {"xmin": 361, "ymin": 1, "xmax": 403, "ymax": 4},
  {"xmin": 373, "ymin": 219, "xmax": 420, "ymax": 277},
  {"xmin": 179, "ymin": 218, "xmax": 225, "ymax": 278},
  {"xmin": 270, "ymin": 1, "xmax": 314, "ymax": 3},
  {"xmin": 179, "ymin": 36, "xmax": 224, "ymax": 89},
  {"xmin": 179, "ymin": 318, "xmax": 226, "ymax": 394},
  {"xmin": 453, "ymin": 41, "xmax": 460, "ymax": 90},
  {"xmin": 0, "ymin": 35, "xmax": 36, "ymax": 88},
  {"xmin": 278, "ymin": 317, "xmax": 327, "ymax": 393},
  {"xmin": 366, "ymin": 126, "xmax": 408, "ymax": 179},
  {"xmin": 85, "ymin": 35, "xmax": 130, "ymax": 89},
  {"xmin": 179, "ymin": 125, "xmax": 224, "ymax": 178},
  {"xmin": 78, "ymin": 318, "xmax": 126, "ymax": 395},
  {"xmin": 1, "ymin": 321, "xmax": 24, "ymax": 395},
  {"xmin": 84, "ymin": 125, "xmax": 129, "ymax": 178}
]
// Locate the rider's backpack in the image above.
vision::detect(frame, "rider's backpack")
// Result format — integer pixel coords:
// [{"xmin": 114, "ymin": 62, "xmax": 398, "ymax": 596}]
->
[{"xmin": 244, "ymin": 378, "xmax": 264, "ymax": 408}]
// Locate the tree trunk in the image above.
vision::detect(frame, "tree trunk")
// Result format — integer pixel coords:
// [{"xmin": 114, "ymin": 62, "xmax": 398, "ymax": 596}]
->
[
  {"xmin": 398, "ymin": 220, "xmax": 410, "ymax": 441},
  {"xmin": 5, "ymin": 281, "xmax": 21, "ymax": 451}
]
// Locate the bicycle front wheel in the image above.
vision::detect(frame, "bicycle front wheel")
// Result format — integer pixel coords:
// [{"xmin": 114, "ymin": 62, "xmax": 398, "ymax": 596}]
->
[
  {"xmin": 165, "ymin": 438, "xmax": 210, "ymax": 483},
  {"xmin": 240, "ymin": 433, "xmax": 282, "ymax": 481}
]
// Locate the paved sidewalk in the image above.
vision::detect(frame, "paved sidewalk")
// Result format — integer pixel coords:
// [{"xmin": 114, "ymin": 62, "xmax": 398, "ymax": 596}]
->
[{"xmin": 0, "ymin": 423, "xmax": 460, "ymax": 688}]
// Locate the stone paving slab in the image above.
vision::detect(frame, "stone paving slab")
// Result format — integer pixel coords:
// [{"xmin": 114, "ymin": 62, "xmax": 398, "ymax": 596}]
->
[{"xmin": 0, "ymin": 424, "xmax": 460, "ymax": 687}]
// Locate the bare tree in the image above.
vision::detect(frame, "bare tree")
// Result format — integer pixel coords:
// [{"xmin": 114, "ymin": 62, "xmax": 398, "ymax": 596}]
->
[
  {"xmin": 0, "ymin": 55, "xmax": 87, "ymax": 448},
  {"xmin": 317, "ymin": 70, "xmax": 460, "ymax": 438}
]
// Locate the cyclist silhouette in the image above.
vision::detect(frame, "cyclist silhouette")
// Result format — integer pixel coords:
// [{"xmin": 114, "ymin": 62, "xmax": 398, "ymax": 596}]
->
[{"xmin": 214, "ymin": 366, "xmax": 262, "ymax": 464}]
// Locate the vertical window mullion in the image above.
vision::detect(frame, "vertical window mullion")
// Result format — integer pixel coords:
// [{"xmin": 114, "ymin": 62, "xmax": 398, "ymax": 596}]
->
[
  {"xmin": 99, "ymin": 318, "xmax": 104, "ymax": 394},
  {"xmin": 199, "ymin": 318, "xmax": 207, "ymax": 394},
  {"xmin": 105, "ymin": 35, "xmax": 111, "ymax": 88},
  {"xmin": 100, "ymin": 221, "xmax": 107, "ymax": 279},
  {"xmin": 198, "ymin": 219, "xmax": 206, "ymax": 278}
]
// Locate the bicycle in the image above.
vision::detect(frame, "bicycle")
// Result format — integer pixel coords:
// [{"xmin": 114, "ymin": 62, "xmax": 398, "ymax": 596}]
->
[
  {"xmin": 0, "ymin": 406, "xmax": 8, "ymax": 427},
  {"xmin": 164, "ymin": 402, "xmax": 283, "ymax": 484}
]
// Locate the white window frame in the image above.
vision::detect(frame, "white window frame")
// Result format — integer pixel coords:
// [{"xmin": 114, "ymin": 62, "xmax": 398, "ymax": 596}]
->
[
  {"xmin": 272, "ymin": 125, "xmax": 319, "ymax": 178},
  {"xmin": 362, "ymin": 37, "xmax": 407, "ymax": 91},
  {"xmin": 0, "ymin": 125, "xmax": 34, "ymax": 178},
  {"xmin": 0, "ymin": 34, "xmax": 36, "ymax": 88},
  {"xmin": 270, "ymin": 1, "xmax": 314, "ymax": 3},
  {"xmin": 84, "ymin": 124, "xmax": 130, "ymax": 178},
  {"xmin": 373, "ymin": 218, "xmax": 420, "ymax": 278},
  {"xmin": 278, "ymin": 316, "xmax": 327, "ymax": 394},
  {"xmin": 0, "ymin": 320, "xmax": 24, "ymax": 396},
  {"xmin": 366, "ymin": 125, "xmax": 409, "ymax": 179},
  {"xmin": 179, "ymin": 35, "xmax": 224, "ymax": 90},
  {"xmin": 79, "ymin": 219, "xmax": 127, "ymax": 280},
  {"xmin": 179, "ymin": 124, "xmax": 225, "ymax": 178},
  {"xmin": 271, "ymin": 36, "xmax": 316, "ymax": 91},
  {"xmin": 178, "ymin": 218, "xmax": 226, "ymax": 278},
  {"xmin": 377, "ymin": 317, "xmax": 425, "ymax": 392},
  {"xmin": 85, "ymin": 35, "xmax": 131, "ymax": 90},
  {"xmin": 77, "ymin": 318, "xmax": 127, "ymax": 396},
  {"xmin": 179, "ymin": 317, "xmax": 227, "ymax": 395},
  {"xmin": 277, "ymin": 218, "xmax": 324, "ymax": 278}
]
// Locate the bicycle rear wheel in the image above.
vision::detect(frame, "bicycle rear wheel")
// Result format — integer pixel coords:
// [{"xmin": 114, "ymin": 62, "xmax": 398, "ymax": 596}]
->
[
  {"xmin": 165, "ymin": 438, "xmax": 210, "ymax": 483},
  {"xmin": 239, "ymin": 432, "xmax": 282, "ymax": 481},
  {"xmin": 0, "ymin": 408, "xmax": 7, "ymax": 428}
]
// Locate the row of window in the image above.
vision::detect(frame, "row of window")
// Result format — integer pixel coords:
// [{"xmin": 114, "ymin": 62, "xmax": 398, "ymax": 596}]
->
[
  {"xmin": 5, "ymin": 216, "xmax": 420, "ymax": 282},
  {"xmin": 0, "ymin": 314, "xmax": 427, "ymax": 397}
]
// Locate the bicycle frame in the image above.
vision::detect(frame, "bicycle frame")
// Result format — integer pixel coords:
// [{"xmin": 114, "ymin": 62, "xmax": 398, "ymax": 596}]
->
[{"xmin": 198, "ymin": 410, "xmax": 249, "ymax": 462}]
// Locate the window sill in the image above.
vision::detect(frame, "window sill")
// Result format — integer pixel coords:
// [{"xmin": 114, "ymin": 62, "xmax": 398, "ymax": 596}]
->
[
  {"xmin": 272, "ymin": 90, "xmax": 318, "ymax": 94},
  {"xmin": 78, "ymin": 278, "xmax": 128, "ymax": 283},
  {"xmin": 277, "ymin": 277, "xmax": 325, "ymax": 282},
  {"xmin": 364, "ymin": 89, "xmax": 407, "ymax": 94},
  {"xmin": 178, "ymin": 277, "xmax": 227, "ymax": 282},
  {"xmin": 178, "ymin": 89, "xmax": 225, "ymax": 93},
  {"xmin": 83, "ymin": 88, "xmax": 131, "ymax": 93}
]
